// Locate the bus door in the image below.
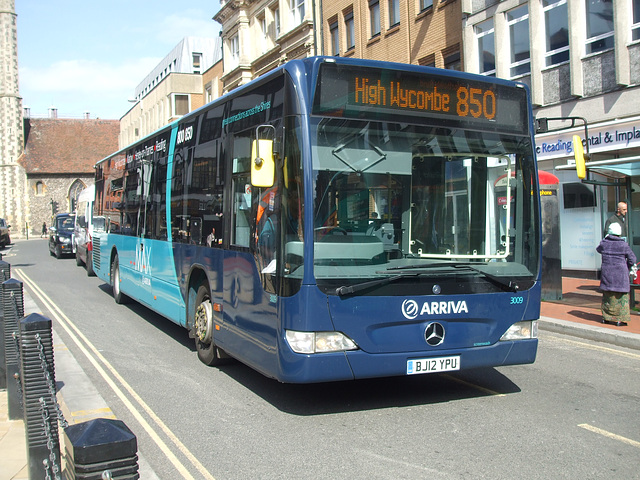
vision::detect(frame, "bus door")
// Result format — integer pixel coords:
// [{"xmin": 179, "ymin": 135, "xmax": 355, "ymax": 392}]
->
[
  {"xmin": 223, "ymin": 128, "xmax": 278, "ymax": 366},
  {"xmin": 140, "ymin": 139, "xmax": 176, "ymax": 316},
  {"xmin": 131, "ymin": 157, "xmax": 154, "ymax": 306}
]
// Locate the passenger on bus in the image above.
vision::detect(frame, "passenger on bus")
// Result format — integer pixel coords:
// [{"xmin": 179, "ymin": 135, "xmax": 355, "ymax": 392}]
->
[{"xmin": 207, "ymin": 227, "xmax": 217, "ymax": 247}]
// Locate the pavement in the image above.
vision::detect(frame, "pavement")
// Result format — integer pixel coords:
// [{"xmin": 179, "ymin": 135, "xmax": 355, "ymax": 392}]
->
[{"xmin": 2, "ymin": 275, "xmax": 640, "ymax": 480}]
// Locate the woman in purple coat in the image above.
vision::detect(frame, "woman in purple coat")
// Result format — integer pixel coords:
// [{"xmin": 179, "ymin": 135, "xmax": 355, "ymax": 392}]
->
[{"xmin": 596, "ymin": 222, "xmax": 637, "ymax": 326}]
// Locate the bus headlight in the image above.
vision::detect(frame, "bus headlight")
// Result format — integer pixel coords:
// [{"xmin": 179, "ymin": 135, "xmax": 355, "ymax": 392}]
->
[
  {"xmin": 500, "ymin": 320, "xmax": 538, "ymax": 341},
  {"xmin": 286, "ymin": 330, "xmax": 358, "ymax": 354}
]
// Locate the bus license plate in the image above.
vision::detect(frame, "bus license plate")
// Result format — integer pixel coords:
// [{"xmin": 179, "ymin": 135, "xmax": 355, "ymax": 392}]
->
[{"xmin": 407, "ymin": 356, "xmax": 460, "ymax": 375}]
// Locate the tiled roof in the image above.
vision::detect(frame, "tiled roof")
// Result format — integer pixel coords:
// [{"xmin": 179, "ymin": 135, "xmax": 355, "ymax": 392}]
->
[{"xmin": 20, "ymin": 118, "xmax": 120, "ymax": 175}]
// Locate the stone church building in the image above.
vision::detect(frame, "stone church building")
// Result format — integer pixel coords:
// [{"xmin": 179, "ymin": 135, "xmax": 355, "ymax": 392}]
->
[{"xmin": 21, "ymin": 118, "xmax": 119, "ymax": 235}]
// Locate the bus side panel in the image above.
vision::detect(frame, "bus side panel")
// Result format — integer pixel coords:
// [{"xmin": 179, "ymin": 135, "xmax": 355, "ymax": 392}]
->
[
  {"xmin": 172, "ymin": 242, "xmax": 224, "ymax": 328},
  {"xmin": 116, "ymin": 237, "xmax": 153, "ymax": 307},
  {"xmin": 219, "ymin": 250, "xmax": 279, "ymax": 378},
  {"xmin": 93, "ymin": 234, "xmax": 153, "ymax": 308},
  {"xmin": 147, "ymin": 238, "xmax": 185, "ymax": 325}
]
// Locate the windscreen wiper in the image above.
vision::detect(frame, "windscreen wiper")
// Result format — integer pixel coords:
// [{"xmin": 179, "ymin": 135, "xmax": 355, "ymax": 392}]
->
[
  {"xmin": 335, "ymin": 274, "xmax": 416, "ymax": 297},
  {"xmin": 452, "ymin": 264, "xmax": 520, "ymax": 292},
  {"xmin": 386, "ymin": 262, "xmax": 520, "ymax": 292}
]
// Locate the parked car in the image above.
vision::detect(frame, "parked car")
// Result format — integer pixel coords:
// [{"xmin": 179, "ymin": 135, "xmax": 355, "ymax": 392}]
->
[
  {"xmin": 49, "ymin": 213, "xmax": 75, "ymax": 258},
  {"xmin": 73, "ymin": 185, "xmax": 97, "ymax": 275},
  {"xmin": 0, "ymin": 218, "xmax": 10, "ymax": 247}
]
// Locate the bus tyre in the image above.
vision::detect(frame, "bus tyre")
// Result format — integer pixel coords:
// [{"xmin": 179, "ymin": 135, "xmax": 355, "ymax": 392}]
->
[
  {"xmin": 86, "ymin": 250, "xmax": 95, "ymax": 277},
  {"xmin": 111, "ymin": 255, "xmax": 128, "ymax": 304},
  {"xmin": 194, "ymin": 285, "xmax": 226, "ymax": 366}
]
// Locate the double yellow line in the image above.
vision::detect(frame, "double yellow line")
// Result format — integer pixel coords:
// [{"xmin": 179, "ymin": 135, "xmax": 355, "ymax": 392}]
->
[{"xmin": 15, "ymin": 268, "xmax": 215, "ymax": 480}]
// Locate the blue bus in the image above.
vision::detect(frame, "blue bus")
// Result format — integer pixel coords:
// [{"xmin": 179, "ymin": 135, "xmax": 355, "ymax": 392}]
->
[{"xmin": 92, "ymin": 56, "xmax": 540, "ymax": 383}]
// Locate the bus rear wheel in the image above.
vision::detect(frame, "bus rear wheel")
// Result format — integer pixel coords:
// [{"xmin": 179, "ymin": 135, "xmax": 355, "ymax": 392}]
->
[
  {"xmin": 193, "ymin": 285, "xmax": 227, "ymax": 366},
  {"xmin": 110, "ymin": 255, "xmax": 128, "ymax": 304}
]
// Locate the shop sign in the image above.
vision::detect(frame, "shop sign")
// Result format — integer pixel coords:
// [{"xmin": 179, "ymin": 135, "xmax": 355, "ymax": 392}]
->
[{"xmin": 535, "ymin": 116, "xmax": 640, "ymax": 161}]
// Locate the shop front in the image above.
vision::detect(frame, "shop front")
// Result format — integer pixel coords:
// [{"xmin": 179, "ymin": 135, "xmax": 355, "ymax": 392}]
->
[{"xmin": 535, "ymin": 115, "xmax": 640, "ymax": 278}]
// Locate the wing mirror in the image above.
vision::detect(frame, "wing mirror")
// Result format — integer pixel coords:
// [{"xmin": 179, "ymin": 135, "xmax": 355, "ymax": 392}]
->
[{"xmin": 251, "ymin": 125, "xmax": 277, "ymax": 187}]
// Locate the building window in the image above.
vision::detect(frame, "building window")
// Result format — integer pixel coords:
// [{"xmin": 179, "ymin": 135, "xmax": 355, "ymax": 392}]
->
[
  {"xmin": 345, "ymin": 10, "xmax": 355, "ymax": 50},
  {"xmin": 230, "ymin": 34, "xmax": 240, "ymax": 65},
  {"xmin": 388, "ymin": 0, "xmax": 400, "ymax": 27},
  {"xmin": 205, "ymin": 84, "xmax": 213, "ymax": 104},
  {"xmin": 192, "ymin": 53, "xmax": 202, "ymax": 74},
  {"xmin": 444, "ymin": 50, "xmax": 461, "ymax": 70},
  {"xmin": 370, "ymin": 0, "xmax": 381, "ymax": 38},
  {"xmin": 586, "ymin": 0, "xmax": 614, "ymax": 54},
  {"xmin": 290, "ymin": 0, "xmax": 305, "ymax": 25},
  {"xmin": 274, "ymin": 7, "xmax": 281, "ymax": 37},
  {"xmin": 418, "ymin": 54, "xmax": 436, "ymax": 67},
  {"xmin": 476, "ymin": 18, "xmax": 495, "ymax": 76},
  {"xmin": 69, "ymin": 180, "xmax": 86, "ymax": 213},
  {"xmin": 543, "ymin": 0, "xmax": 569, "ymax": 66},
  {"xmin": 507, "ymin": 5, "xmax": 530, "ymax": 77},
  {"xmin": 420, "ymin": 0, "xmax": 433, "ymax": 12},
  {"xmin": 173, "ymin": 94, "xmax": 189, "ymax": 117},
  {"xmin": 330, "ymin": 20, "xmax": 340, "ymax": 55},
  {"xmin": 260, "ymin": 16, "xmax": 268, "ymax": 53},
  {"xmin": 634, "ymin": 0, "xmax": 640, "ymax": 41},
  {"xmin": 35, "ymin": 181, "xmax": 44, "ymax": 196}
]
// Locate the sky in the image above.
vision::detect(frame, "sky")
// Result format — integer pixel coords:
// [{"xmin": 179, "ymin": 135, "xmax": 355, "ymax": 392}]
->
[{"xmin": 16, "ymin": 1, "xmax": 221, "ymax": 120}]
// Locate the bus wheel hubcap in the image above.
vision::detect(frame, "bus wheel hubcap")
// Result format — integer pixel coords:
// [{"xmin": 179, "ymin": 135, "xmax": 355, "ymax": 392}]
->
[{"xmin": 195, "ymin": 300, "xmax": 213, "ymax": 344}]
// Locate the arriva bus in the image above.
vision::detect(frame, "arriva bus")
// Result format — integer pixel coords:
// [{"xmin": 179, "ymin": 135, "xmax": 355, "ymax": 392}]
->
[{"xmin": 92, "ymin": 57, "xmax": 540, "ymax": 383}]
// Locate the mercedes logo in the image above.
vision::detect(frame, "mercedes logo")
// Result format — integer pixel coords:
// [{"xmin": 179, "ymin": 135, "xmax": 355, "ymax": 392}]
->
[{"xmin": 424, "ymin": 322, "xmax": 445, "ymax": 346}]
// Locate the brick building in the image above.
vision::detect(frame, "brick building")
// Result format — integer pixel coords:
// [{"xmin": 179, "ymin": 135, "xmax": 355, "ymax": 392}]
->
[
  {"xmin": 323, "ymin": 0, "xmax": 461, "ymax": 68},
  {"xmin": 20, "ymin": 118, "xmax": 120, "ymax": 235}
]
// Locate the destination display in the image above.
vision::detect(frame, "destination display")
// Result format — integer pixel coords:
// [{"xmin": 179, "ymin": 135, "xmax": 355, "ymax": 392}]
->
[{"xmin": 313, "ymin": 62, "xmax": 529, "ymax": 134}]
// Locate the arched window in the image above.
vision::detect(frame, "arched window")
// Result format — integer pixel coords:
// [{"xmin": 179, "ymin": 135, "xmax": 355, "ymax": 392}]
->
[
  {"xmin": 35, "ymin": 181, "xmax": 44, "ymax": 196},
  {"xmin": 68, "ymin": 179, "xmax": 86, "ymax": 212}
]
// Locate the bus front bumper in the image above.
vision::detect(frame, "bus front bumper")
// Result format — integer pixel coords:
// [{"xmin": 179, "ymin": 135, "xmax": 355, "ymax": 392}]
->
[{"xmin": 276, "ymin": 338, "xmax": 538, "ymax": 383}]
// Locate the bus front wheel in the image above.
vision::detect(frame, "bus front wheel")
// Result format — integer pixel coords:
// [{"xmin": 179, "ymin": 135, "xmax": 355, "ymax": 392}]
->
[
  {"xmin": 194, "ymin": 285, "xmax": 227, "ymax": 366},
  {"xmin": 110, "ymin": 255, "xmax": 128, "ymax": 304}
]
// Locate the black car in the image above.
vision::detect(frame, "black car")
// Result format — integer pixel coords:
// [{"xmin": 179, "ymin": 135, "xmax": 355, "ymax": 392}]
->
[
  {"xmin": 49, "ymin": 213, "xmax": 75, "ymax": 258},
  {"xmin": 0, "ymin": 218, "xmax": 10, "ymax": 248}
]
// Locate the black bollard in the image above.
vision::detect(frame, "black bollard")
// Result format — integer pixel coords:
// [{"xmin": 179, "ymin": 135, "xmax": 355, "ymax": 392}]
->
[
  {"xmin": 63, "ymin": 418, "xmax": 139, "ymax": 479},
  {"xmin": 2, "ymin": 278, "xmax": 24, "ymax": 419},
  {"xmin": 0, "ymin": 260, "xmax": 12, "ymax": 388},
  {"xmin": 20, "ymin": 313, "xmax": 62, "ymax": 479},
  {"xmin": 0, "ymin": 259, "xmax": 9, "ymax": 281}
]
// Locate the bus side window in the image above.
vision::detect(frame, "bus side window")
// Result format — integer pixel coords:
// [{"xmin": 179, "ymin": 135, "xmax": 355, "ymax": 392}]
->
[
  {"xmin": 231, "ymin": 132, "xmax": 252, "ymax": 248},
  {"xmin": 123, "ymin": 163, "xmax": 140, "ymax": 236}
]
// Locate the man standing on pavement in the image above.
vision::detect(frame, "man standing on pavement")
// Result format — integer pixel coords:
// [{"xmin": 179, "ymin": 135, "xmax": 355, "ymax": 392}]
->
[{"xmin": 603, "ymin": 201, "xmax": 628, "ymax": 239}]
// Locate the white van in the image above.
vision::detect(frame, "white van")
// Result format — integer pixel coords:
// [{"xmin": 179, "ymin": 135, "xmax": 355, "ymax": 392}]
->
[{"xmin": 73, "ymin": 185, "xmax": 97, "ymax": 276}]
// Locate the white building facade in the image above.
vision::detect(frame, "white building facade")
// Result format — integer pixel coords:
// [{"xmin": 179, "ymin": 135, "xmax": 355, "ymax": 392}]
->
[
  {"xmin": 119, "ymin": 37, "xmax": 222, "ymax": 148},
  {"xmin": 463, "ymin": 0, "xmax": 640, "ymax": 276},
  {"xmin": 214, "ymin": 0, "xmax": 319, "ymax": 93}
]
